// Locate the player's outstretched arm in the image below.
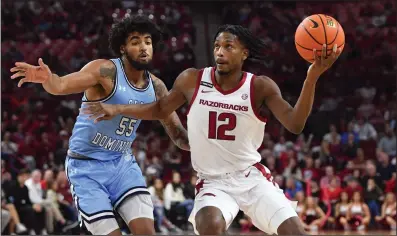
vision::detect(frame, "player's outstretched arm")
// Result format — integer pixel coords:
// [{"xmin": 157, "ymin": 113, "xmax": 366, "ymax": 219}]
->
[
  {"xmin": 151, "ymin": 76, "xmax": 189, "ymax": 151},
  {"xmin": 10, "ymin": 58, "xmax": 113, "ymax": 95},
  {"xmin": 81, "ymin": 68, "xmax": 197, "ymax": 122},
  {"xmin": 257, "ymin": 44, "xmax": 341, "ymax": 134}
]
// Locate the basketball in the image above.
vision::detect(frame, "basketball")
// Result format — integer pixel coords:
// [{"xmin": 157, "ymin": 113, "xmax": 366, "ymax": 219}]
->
[{"xmin": 295, "ymin": 14, "xmax": 345, "ymax": 63}]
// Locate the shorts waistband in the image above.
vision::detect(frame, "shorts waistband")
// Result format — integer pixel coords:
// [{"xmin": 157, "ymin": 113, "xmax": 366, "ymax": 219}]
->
[
  {"xmin": 197, "ymin": 162, "xmax": 258, "ymax": 180},
  {"xmin": 67, "ymin": 150, "xmax": 96, "ymax": 160}
]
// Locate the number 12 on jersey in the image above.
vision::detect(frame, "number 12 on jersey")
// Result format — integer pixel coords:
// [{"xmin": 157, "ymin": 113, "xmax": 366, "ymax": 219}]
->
[{"xmin": 208, "ymin": 111, "xmax": 236, "ymax": 141}]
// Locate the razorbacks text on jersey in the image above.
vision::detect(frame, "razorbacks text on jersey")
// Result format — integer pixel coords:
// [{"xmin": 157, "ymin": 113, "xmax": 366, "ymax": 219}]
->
[
  {"xmin": 68, "ymin": 58, "xmax": 156, "ymax": 160},
  {"xmin": 187, "ymin": 67, "xmax": 267, "ymax": 175}
]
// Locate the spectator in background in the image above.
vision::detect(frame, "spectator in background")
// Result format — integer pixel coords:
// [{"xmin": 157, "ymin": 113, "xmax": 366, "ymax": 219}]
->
[
  {"xmin": 378, "ymin": 124, "xmax": 396, "ymax": 157},
  {"xmin": 375, "ymin": 192, "xmax": 396, "ymax": 230},
  {"xmin": 183, "ymin": 175, "xmax": 197, "ymax": 201},
  {"xmin": 41, "ymin": 169, "xmax": 54, "ymax": 191},
  {"xmin": 302, "ymin": 155, "xmax": 321, "ymax": 181},
  {"xmin": 326, "ymin": 177, "xmax": 343, "ymax": 205},
  {"xmin": 320, "ymin": 166, "xmax": 341, "ymax": 189},
  {"xmin": 299, "ymin": 196, "xmax": 326, "ymax": 232},
  {"xmin": 358, "ymin": 99, "xmax": 376, "ymax": 118},
  {"xmin": 163, "ymin": 143, "xmax": 182, "ymax": 170},
  {"xmin": 346, "ymin": 191, "xmax": 371, "ymax": 231},
  {"xmin": 344, "ymin": 177, "xmax": 363, "ymax": 199},
  {"xmin": 25, "ymin": 169, "xmax": 56, "ymax": 233},
  {"xmin": 376, "ymin": 151, "xmax": 395, "ymax": 183},
  {"xmin": 285, "ymin": 177, "xmax": 303, "ymax": 200},
  {"xmin": 148, "ymin": 178, "xmax": 182, "ymax": 233},
  {"xmin": 164, "ymin": 172, "xmax": 194, "ymax": 223},
  {"xmin": 3, "ymin": 169, "xmax": 46, "ymax": 234},
  {"xmin": 363, "ymin": 178, "xmax": 383, "ymax": 222},
  {"xmin": 323, "ymin": 124, "xmax": 341, "ymax": 144},
  {"xmin": 385, "ymin": 172, "xmax": 396, "ymax": 193},
  {"xmin": 356, "ymin": 80, "xmax": 376, "ymax": 102},
  {"xmin": 17, "ymin": 135, "xmax": 38, "ymax": 170},
  {"xmin": 1, "ymin": 131, "xmax": 18, "ymax": 156},
  {"xmin": 350, "ymin": 148, "xmax": 367, "ymax": 170},
  {"xmin": 333, "ymin": 192, "xmax": 350, "ymax": 230},
  {"xmin": 295, "ymin": 191, "xmax": 305, "ymax": 216},
  {"xmin": 283, "ymin": 157, "xmax": 303, "ymax": 181},
  {"xmin": 342, "ymin": 133, "xmax": 359, "ymax": 158},
  {"xmin": 340, "ymin": 122, "xmax": 359, "ymax": 145},
  {"xmin": 46, "ymin": 180, "xmax": 77, "ymax": 232},
  {"xmin": 273, "ymin": 136, "xmax": 287, "ymax": 157},
  {"xmin": 361, "ymin": 160, "xmax": 384, "ymax": 189},
  {"xmin": 1, "ymin": 189, "xmax": 27, "ymax": 234},
  {"xmin": 145, "ymin": 156, "xmax": 164, "ymax": 178},
  {"xmin": 353, "ymin": 117, "xmax": 377, "ymax": 141}
]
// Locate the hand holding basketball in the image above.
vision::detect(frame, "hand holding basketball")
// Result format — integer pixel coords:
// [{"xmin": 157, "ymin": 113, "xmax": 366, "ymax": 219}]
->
[
  {"xmin": 10, "ymin": 58, "xmax": 52, "ymax": 87},
  {"xmin": 307, "ymin": 43, "xmax": 341, "ymax": 78}
]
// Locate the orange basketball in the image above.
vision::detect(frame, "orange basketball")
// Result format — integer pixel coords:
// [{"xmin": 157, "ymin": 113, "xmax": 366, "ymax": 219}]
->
[{"xmin": 295, "ymin": 14, "xmax": 345, "ymax": 63}]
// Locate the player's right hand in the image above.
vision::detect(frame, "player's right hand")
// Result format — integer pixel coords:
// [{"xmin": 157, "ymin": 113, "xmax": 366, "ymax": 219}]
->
[{"xmin": 10, "ymin": 58, "xmax": 52, "ymax": 87}]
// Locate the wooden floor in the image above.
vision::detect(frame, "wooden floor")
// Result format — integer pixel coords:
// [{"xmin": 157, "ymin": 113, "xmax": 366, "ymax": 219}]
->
[{"xmin": 171, "ymin": 230, "xmax": 396, "ymax": 235}]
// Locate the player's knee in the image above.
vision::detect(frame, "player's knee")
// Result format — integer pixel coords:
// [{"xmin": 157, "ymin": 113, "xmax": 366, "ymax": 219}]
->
[
  {"xmin": 128, "ymin": 218, "xmax": 155, "ymax": 235},
  {"xmin": 195, "ymin": 207, "xmax": 226, "ymax": 235},
  {"xmin": 196, "ymin": 218, "xmax": 225, "ymax": 235},
  {"xmin": 277, "ymin": 216, "xmax": 307, "ymax": 235}
]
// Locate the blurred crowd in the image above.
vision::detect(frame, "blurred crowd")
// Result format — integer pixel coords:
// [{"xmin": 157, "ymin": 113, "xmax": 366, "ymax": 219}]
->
[{"xmin": 2, "ymin": 0, "xmax": 396, "ymax": 234}]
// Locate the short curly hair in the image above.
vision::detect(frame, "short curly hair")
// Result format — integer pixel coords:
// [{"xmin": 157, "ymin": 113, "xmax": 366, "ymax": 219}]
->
[{"xmin": 109, "ymin": 15, "xmax": 162, "ymax": 57}]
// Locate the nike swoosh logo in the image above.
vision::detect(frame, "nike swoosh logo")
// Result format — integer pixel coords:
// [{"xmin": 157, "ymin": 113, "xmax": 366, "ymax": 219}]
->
[
  {"xmin": 245, "ymin": 170, "xmax": 251, "ymax": 177},
  {"xmin": 309, "ymin": 19, "xmax": 319, "ymax": 28},
  {"xmin": 201, "ymin": 90, "xmax": 213, "ymax": 93}
]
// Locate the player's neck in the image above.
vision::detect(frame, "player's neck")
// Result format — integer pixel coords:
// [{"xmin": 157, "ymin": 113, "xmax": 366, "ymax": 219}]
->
[
  {"xmin": 215, "ymin": 69, "xmax": 243, "ymax": 90},
  {"xmin": 121, "ymin": 57, "xmax": 146, "ymax": 86}
]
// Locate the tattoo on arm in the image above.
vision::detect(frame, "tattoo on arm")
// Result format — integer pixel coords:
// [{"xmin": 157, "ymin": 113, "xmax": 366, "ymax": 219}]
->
[
  {"xmin": 99, "ymin": 64, "xmax": 116, "ymax": 82},
  {"xmin": 152, "ymin": 77, "xmax": 190, "ymax": 150},
  {"xmin": 152, "ymin": 77, "xmax": 169, "ymax": 98},
  {"xmin": 161, "ymin": 115, "xmax": 190, "ymax": 151}
]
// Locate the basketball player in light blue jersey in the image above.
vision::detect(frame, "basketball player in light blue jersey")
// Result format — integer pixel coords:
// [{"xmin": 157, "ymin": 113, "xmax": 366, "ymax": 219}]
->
[{"xmin": 10, "ymin": 15, "xmax": 189, "ymax": 235}]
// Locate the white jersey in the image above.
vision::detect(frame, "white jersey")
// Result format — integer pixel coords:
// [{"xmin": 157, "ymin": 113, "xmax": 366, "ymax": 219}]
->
[{"xmin": 187, "ymin": 67, "xmax": 267, "ymax": 175}]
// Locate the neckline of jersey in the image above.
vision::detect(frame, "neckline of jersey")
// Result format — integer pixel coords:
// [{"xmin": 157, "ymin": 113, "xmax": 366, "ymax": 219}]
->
[
  {"xmin": 118, "ymin": 58, "xmax": 151, "ymax": 92},
  {"xmin": 210, "ymin": 67, "xmax": 247, "ymax": 95}
]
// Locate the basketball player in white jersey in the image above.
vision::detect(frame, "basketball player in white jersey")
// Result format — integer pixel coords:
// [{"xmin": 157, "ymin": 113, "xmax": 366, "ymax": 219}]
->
[{"xmin": 82, "ymin": 24, "xmax": 341, "ymax": 235}]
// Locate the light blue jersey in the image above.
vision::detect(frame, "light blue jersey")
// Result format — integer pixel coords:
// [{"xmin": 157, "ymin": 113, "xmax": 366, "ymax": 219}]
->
[
  {"xmin": 69, "ymin": 58, "xmax": 156, "ymax": 161},
  {"xmin": 65, "ymin": 58, "xmax": 156, "ymax": 226}
]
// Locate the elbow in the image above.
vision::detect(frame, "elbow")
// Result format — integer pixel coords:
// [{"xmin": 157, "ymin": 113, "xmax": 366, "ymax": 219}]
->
[{"xmin": 288, "ymin": 124, "xmax": 304, "ymax": 134}]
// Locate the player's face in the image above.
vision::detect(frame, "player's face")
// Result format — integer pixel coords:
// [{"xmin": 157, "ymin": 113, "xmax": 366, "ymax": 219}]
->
[
  {"xmin": 122, "ymin": 32, "xmax": 153, "ymax": 71},
  {"xmin": 213, "ymin": 32, "xmax": 248, "ymax": 75}
]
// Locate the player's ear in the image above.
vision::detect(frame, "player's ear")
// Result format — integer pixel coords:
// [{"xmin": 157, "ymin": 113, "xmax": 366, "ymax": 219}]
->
[
  {"xmin": 243, "ymin": 49, "xmax": 249, "ymax": 61},
  {"xmin": 120, "ymin": 45, "xmax": 125, "ymax": 55}
]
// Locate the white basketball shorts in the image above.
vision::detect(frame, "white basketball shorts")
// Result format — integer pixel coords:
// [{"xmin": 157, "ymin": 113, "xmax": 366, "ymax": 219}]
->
[{"xmin": 188, "ymin": 163, "xmax": 298, "ymax": 235}]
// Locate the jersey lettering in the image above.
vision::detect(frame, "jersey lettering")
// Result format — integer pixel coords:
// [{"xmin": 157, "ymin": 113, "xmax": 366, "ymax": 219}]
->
[{"xmin": 199, "ymin": 99, "xmax": 248, "ymax": 112}]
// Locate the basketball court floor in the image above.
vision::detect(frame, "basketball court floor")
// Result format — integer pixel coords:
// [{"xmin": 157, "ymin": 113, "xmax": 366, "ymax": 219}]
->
[{"xmin": 161, "ymin": 230, "xmax": 396, "ymax": 235}]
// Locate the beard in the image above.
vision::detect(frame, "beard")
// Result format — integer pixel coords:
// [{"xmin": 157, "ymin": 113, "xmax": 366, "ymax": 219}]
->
[
  {"xmin": 216, "ymin": 66, "xmax": 231, "ymax": 75},
  {"xmin": 125, "ymin": 53, "xmax": 153, "ymax": 71}
]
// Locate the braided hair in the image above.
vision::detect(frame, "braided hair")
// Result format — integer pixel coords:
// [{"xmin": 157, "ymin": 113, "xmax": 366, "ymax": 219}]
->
[{"xmin": 214, "ymin": 24, "xmax": 268, "ymax": 62}]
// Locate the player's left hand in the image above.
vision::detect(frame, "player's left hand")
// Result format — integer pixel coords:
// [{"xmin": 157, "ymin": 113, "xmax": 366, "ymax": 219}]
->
[
  {"xmin": 80, "ymin": 102, "xmax": 119, "ymax": 123},
  {"xmin": 307, "ymin": 44, "xmax": 341, "ymax": 79}
]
